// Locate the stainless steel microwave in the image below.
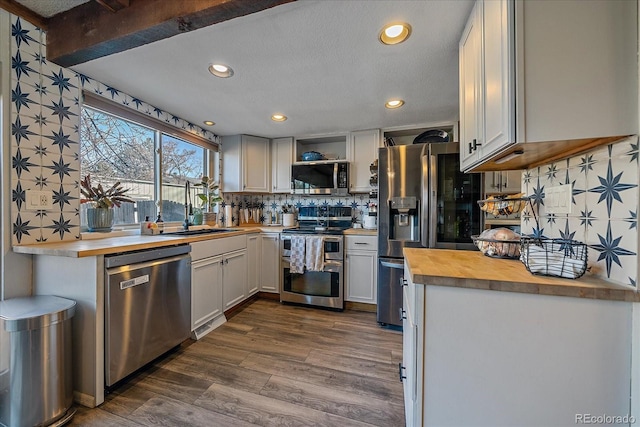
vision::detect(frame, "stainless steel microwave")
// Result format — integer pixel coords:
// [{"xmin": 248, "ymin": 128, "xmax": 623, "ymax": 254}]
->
[{"xmin": 291, "ymin": 160, "xmax": 349, "ymax": 195}]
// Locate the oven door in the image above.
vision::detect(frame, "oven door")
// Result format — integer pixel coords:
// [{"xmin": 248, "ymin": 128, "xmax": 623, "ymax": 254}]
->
[
  {"xmin": 281, "ymin": 257, "xmax": 343, "ymax": 310},
  {"xmin": 281, "ymin": 235, "xmax": 343, "ymax": 260}
]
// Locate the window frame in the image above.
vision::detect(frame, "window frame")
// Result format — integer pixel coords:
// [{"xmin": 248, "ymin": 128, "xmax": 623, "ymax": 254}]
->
[{"xmin": 80, "ymin": 91, "xmax": 220, "ymax": 228}]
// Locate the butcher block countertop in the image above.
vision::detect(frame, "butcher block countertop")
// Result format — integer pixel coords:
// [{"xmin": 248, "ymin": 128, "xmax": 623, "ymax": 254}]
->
[
  {"xmin": 13, "ymin": 228, "xmax": 259, "ymax": 258},
  {"xmin": 404, "ymin": 248, "xmax": 639, "ymax": 303}
]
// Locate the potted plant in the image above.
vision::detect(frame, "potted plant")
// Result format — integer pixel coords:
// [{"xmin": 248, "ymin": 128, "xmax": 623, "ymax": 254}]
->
[
  {"xmin": 194, "ymin": 176, "xmax": 223, "ymax": 226},
  {"xmin": 80, "ymin": 174, "xmax": 134, "ymax": 232}
]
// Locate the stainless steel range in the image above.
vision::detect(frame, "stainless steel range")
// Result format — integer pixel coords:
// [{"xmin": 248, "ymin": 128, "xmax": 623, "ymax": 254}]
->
[{"xmin": 280, "ymin": 206, "xmax": 352, "ymax": 310}]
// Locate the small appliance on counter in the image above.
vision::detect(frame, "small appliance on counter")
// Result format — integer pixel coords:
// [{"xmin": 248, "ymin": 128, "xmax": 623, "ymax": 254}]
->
[{"xmin": 364, "ymin": 202, "xmax": 377, "ymax": 229}]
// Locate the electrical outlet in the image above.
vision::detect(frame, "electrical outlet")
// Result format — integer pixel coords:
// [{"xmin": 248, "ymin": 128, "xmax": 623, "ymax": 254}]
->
[
  {"xmin": 26, "ymin": 190, "xmax": 53, "ymax": 210},
  {"xmin": 545, "ymin": 184, "xmax": 572, "ymax": 214}
]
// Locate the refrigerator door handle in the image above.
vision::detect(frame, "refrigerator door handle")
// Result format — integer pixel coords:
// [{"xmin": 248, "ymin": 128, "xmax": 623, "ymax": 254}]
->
[
  {"xmin": 429, "ymin": 153, "xmax": 438, "ymax": 248},
  {"xmin": 420, "ymin": 154, "xmax": 429, "ymax": 248},
  {"xmin": 380, "ymin": 260, "xmax": 404, "ymax": 269}
]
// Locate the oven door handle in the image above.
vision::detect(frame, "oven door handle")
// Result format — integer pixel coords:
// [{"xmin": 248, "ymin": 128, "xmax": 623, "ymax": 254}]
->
[{"xmin": 381, "ymin": 260, "xmax": 404, "ymax": 269}]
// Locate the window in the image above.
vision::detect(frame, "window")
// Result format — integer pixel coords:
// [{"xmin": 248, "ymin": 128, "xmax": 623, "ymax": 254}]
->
[{"xmin": 79, "ymin": 93, "xmax": 219, "ymax": 228}]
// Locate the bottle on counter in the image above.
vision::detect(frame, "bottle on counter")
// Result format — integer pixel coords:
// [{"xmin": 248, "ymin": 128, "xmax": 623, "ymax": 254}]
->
[{"xmin": 155, "ymin": 214, "xmax": 164, "ymax": 234}]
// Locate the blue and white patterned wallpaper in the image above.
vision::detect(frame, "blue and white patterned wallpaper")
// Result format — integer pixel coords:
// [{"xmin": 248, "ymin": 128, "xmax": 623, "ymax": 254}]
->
[
  {"xmin": 521, "ymin": 136, "xmax": 639, "ymax": 287},
  {"xmin": 8, "ymin": 16, "xmax": 219, "ymax": 245}
]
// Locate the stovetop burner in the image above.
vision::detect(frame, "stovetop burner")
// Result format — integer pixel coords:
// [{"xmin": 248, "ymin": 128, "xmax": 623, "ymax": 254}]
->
[{"xmin": 283, "ymin": 205, "xmax": 353, "ymax": 235}]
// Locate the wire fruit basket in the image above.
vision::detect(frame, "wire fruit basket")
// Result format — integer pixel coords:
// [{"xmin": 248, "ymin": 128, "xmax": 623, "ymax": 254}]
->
[
  {"xmin": 477, "ymin": 195, "xmax": 530, "ymax": 216},
  {"xmin": 472, "ymin": 236, "xmax": 521, "ymax": 259},
  {"xmin": 520, "ymin": 238, "xmax": 588, "ymax": 279}
]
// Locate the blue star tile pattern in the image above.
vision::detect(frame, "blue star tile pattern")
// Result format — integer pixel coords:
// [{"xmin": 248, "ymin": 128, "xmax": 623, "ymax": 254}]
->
[
  {"xmin": 12, "ymin": 148, "xmax": 36, "ymax": 178},
  {"xmin": 45, "ymin": 155, "xmax": 76, "ymax": 181},
  {"xmin": 45, "ymin": 213, "xmax": 73, "ymax": 240},
  {"xmin": 579, "ymin": 210, "xmax": 595, "ymax": 228},
  {"xmin": 12, "ymin": 83, "xmax": 36, "ymax": 113},
  {"xmin": 624, "ymin": 210, "xmax": 637, "ymax": 230},
  {"xmin": 45, "ymin": 127, "xmax": 75, "ymax": 153},
  {"xmin": 77, "ymin": 73, "xmax": 92, "ymax": 87},
  {"xmin": 531, "ymin": 181, "xmax": 545, "ymax": 206},
  {"xmin": 546, "ymin": 164, "xmax": 558, "ymax": 181},
  {"xmin": 578, "ymin": 154, "xmax": 596, "ymax": 173},
  {"xmin": 12, "ymin": 182, "xmax": 26, "ymax": 211},
  {"xmin": 523, "ymin": 170, "xmax": 533, "ymax": 185},
  {"xmin": 12, "ymin": 116, "xmax": 37, "ymax": 145},
  {"xmin": 13, "ymin": 214, "xmax": 38, "ymax": 244},
  {"xmin": 350, "ymin": 201, "xmax": 358, "ymax": 210},
  {"xmin": 590, "ymin": 223, "xmax": 636, "ymax": 278},
  {"xmin": 11, "ymin": 19, "xmax": 38, "ymax": 48},
  {"xmin": 105, "ymin": 86, "xmax": 119, "ymax": 99},
  {"xmin": 45, "ymin": 97, "xmax": 77, "ymax": 123},
  {"xmin": 11, "ymin": 51, "xmax": 37, "ymax": 80},
  {"xmin": 52, "ymin": 184, "xmax": 74, "ymax": 210},
  {"xmin": 46, "ymin": 69, "xmax": 77, "ymax": 95},
  {"xmin": 154, "ymin": 108, "xmax": 163, "ymax": 118},
  {"xmin": 627, "ymin": 140, "xmax": 639, "ymax": 163},
  {"xmin": 588, "ymin": 160, "xmax": 637, "ymax": 217}
]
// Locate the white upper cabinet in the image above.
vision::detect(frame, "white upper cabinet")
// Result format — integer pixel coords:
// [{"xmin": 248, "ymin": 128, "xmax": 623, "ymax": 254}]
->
[
  {"xmin": 459, "ymin": 0, "xmax": 638, "ymax": 172},
  {"xmin": 271, "ymin": 137, "xmax": 293, "ymax": 193},
  {"xmin": 348, "ymin": 129, "xmax": 381, "ymax": 193},
  {"xmin": 222, "ymin": 135, "xmax": 270, "ymax": 192},
  {"xmin": 459, "ymin": 1, "xmax": 483, "ymax": 171}
]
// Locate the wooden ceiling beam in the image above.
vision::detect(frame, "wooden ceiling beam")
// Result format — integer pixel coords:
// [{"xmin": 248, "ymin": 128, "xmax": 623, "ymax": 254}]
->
[
  {"xmin": 0, "ymin": 0, "xmax": 48, "ymax": 30},
  {"xmin": 45, "ymin": 0, "xmax": 294, "ymax": 68},
  {"xmin": 94, "ymin": 0, "xmax": 131, "ymax": 14}
]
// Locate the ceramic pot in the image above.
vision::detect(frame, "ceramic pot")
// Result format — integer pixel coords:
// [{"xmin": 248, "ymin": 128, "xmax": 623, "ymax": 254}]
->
[
  {"xmin": 87, "ymin": 208, "xmax": 114, "ymax": 232},
  {"xmin": 282, "ymin": 213, "xmax": 295, "ymax": 227}
]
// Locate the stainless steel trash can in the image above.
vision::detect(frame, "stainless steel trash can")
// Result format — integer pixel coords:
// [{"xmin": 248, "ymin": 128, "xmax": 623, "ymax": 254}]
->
[{"xmin": 0, "ymin": 296, "xmax": 76, "ymax": 427}]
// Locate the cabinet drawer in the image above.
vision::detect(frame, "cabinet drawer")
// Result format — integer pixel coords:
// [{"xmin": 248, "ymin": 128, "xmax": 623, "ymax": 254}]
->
[
  {"xmin": 345, "ymin": 235, "xmax": 377, "ymax": 251},
  {"xmin": 191, "ymin": 235, "xmax": 247, "ymax": 261}
]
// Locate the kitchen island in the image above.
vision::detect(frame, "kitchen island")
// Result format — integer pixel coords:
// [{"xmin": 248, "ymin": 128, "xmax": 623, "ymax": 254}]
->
[
  {"xmin": 402, "ymin": 248, "xmax": 636, "ymax": 427},
  {"xmin": 12, "ymin": 228, "xmax": 263, "ymax": 408}
]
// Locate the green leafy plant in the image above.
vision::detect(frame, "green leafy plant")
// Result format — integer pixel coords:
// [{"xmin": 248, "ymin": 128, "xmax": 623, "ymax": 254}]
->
[
  {"xmin": 80, "ymin": 174, "xmax": 134, "ymax": 208},
  {"xmin": 194, "ymin": 176, "xmax": 223, "ymax": 211}
]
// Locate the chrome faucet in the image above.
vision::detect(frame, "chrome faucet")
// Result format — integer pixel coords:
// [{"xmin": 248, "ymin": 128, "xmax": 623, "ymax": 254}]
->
[{"xmin": 183, "ymin": 181, "xmax": 193, "ymax": 230}]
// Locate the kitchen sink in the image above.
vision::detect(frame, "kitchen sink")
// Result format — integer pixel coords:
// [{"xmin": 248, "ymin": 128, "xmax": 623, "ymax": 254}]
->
[{"xmin": 160, "ymin": 228, "xmax": 235, "ymax": 236}]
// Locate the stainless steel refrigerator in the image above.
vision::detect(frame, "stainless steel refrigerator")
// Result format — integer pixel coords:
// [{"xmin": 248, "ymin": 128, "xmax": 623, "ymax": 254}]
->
[{"xmin": 377, "ymin": 143, "xmax": 482, "ymax": 327}]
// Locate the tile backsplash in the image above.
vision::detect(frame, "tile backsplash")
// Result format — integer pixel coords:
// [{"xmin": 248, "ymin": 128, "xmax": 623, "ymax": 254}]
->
[
  {"xmin": 220, "ymin": 193, "xmax": 377, "ymax": 226},
  {"xmin": 521, "ymin": 136, "xmax": 639, "ymax": 287},
  {"xmin": 7, "ymin": 15, "xmax": 218, "ymax": 245}
]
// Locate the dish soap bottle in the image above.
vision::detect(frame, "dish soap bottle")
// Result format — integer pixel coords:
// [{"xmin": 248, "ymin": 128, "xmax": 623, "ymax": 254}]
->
[{"xmin": 155, "ymin": 214, "xmax": 164, "ymax": 234}]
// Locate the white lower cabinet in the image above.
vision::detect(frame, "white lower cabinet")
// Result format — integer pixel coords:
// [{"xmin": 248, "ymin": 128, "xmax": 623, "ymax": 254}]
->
[
  {"xmin": 345, "ymin": 235, "xmax": 377, "ymax": 304},
  {"xmin": 260, "ymin": 232, "xmax": 280, "ymax": 293},
  {"xmin": 191, "ymin": 255, "xmax": 223, "ymax": 331},
  {"xmin": 222, "ymin": 249, "xmax": 248, "ymax": 310},
  {"xmin": 247, "ymin": 234, "xmax": 260, "ymax": 296},
  {"xmin": 190, "ymin": 235, "xmax": 247, "ymax": 339}
]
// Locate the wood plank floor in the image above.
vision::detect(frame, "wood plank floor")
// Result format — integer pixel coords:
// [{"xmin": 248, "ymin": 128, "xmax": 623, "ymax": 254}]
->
[{"xmin": 70, "ymin": 299, "xmax": 405, "ymax": 426}]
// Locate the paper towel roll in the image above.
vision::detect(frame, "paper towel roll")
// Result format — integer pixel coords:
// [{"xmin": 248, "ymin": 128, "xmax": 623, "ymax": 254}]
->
[{"xmin": 225, "ymin": 205, "xmax": 233, "ymax": 227}]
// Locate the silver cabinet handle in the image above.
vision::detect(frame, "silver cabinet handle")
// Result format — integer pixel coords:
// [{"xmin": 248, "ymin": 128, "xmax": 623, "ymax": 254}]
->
[
  {"xmin": 381, "ymin": 260, "xmax": 404, "ymax": 269},
  {"xmin": 354, "ymin": 242, "xmax": 369, "ymax": 245},
  {"xmin": 399, "ymin": 307, "xmax": 406, "ymax": 321}
]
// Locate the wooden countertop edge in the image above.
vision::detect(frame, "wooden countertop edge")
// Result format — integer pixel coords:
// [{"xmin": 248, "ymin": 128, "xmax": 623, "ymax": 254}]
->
[
  {"xmin": 405, "ymin": 248, "xmax": 638, "ymax": 303},
  {"xmin": 13, "ymin": 229, "xmax": 256, "ymax": 258}
]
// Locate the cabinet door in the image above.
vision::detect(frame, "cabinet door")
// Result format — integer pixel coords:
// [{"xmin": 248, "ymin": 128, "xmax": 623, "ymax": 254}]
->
[
  {"xmin": 459, "ymin": 2, "xmax": 483, "ymax": 171},
  {"xmin": 221, "ymin": 135, "xmax": 242, "ymax": 193},
  {"xmin": 191, "ymin": 255, "xmax": 223, "ymax": 330},
  {"xmin": 402, "ymin": 285, "xmax": 418, "ymax": 427},
  {"xmin": 272, "ymin": 137, "xmax": 293, "ymax": 193},
  {"xmin": 345, "ymin": 250, "xmax": 377, "ymax": 304},
  {"xmin": 247, "ymin": 234, "xmax": 260, "ymax": 296},
  {"xmin": 260, "ymin": 233, "xmax": 280, "ymax": 293},
  {"xmin": 348, "ymin": 129, "xmax": 381, "ymax": 193},
  {"xmin": 500, "ymin": 170, "xmax": 522, "ymax": 194},
  {"xmin": 480, "ymin": 0, "xmax": 514, "ymax": 160},
  {"xmin": 243, "ymin": 135, "xmax": 270, "ymax": 192},
  {"xmin": 223, "ymin": 249, "xmax": 247, "ymax": 310}
]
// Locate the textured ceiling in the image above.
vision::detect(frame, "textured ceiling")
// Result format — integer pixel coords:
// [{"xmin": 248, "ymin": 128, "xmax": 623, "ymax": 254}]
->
[
  {"xmin": 71, "ymin": 0, "xmax": 475, "ymax": 138},
  {"xmin": 14, "ymin": 0, "xmax": 90, "ymax": 17}
]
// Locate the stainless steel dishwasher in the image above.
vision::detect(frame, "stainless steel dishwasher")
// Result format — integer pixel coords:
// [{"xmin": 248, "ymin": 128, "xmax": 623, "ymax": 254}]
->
[{"xmin": 105, "ymin": 245, "xmax": 191, "ymax": 387}]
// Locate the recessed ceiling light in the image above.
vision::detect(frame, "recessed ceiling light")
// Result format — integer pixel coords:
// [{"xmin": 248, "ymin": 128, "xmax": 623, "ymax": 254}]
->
[
  {"xmin": 208, "ymin": 63, "xmax": 234, "ymax": 78},
  {"xmin": 271, "ymin": 114, "xmax": 287, "ymax": 122},
  {"xmin": 203, "ymin": 120, "xmax": 215, "ymax": 126},
  {"xmin": 385, "ymin": 99, "xmax": 405, "ymax": 109},
  {"xmin": 379, "ymin": 23, "xmax": 411, "ymax": 45}
]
